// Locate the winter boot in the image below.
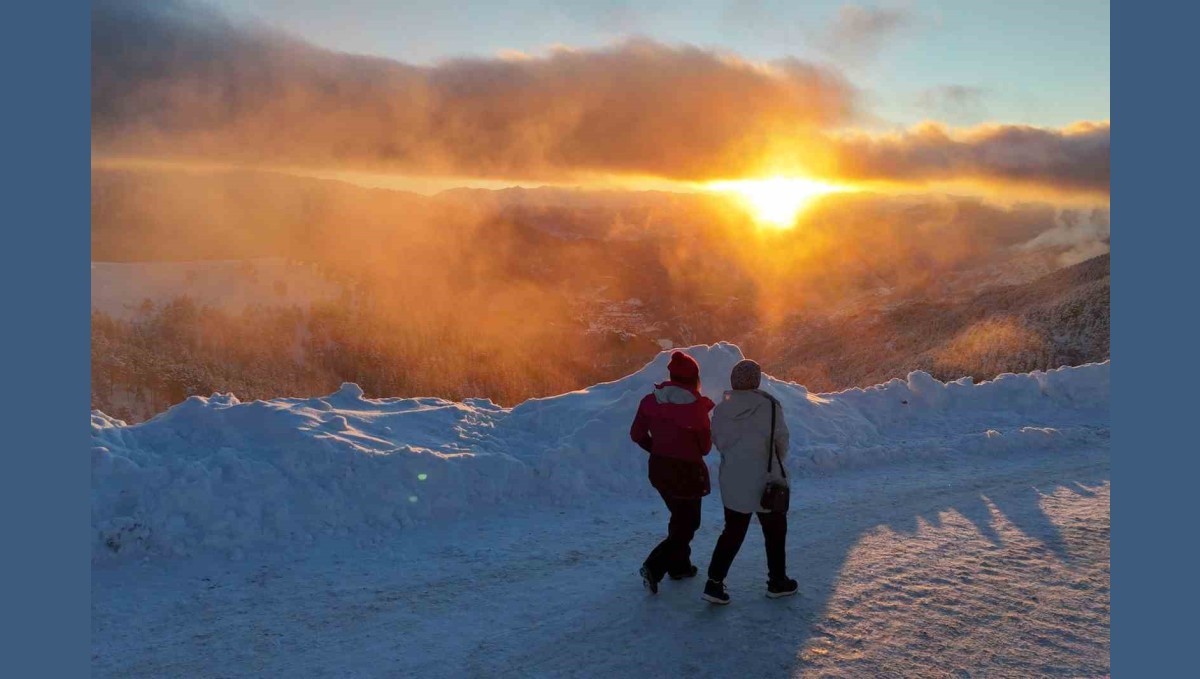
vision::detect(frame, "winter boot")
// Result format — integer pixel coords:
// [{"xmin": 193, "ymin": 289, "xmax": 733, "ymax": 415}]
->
[
  {"xmin": 669, "ymin": 564, "xmax": 699, "ymax": 580},
  {"xmin": 766, "ymin": 577, "xmax": 798, "ymax": 599},
  {"xmin": 702, "ymin": 579, "xmax": 730, "ymax": 605},
  {"xmin": 640, "ymin": 563, "xmax": 661, "ymax": 594}
]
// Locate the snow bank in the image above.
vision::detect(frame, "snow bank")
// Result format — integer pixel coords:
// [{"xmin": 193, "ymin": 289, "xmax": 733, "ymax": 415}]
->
[{"xmin": 91, "ymin": 343, "xmax": 1109, "ymax": 561}]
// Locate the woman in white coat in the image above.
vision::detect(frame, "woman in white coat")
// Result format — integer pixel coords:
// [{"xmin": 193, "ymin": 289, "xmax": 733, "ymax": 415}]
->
[{"xmin": 702, "ymin": 359, "xmax": 799, "ymax": 605}]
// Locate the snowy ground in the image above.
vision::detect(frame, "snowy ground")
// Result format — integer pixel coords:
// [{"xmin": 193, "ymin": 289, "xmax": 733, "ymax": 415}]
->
[
  {"xmin": 91, "ymin": 345, "xmax": 1108, "ymax": 676},
  {"xmin": 90, "ymin": 344, "xmax": 1108, "ymax": 562},
  {"xmin": 93, "ymin": 446, "xmax": 1109, "ymax": 678}
]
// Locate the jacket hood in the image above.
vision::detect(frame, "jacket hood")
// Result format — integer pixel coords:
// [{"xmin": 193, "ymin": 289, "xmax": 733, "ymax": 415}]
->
[
  {"xmin": 719, "ymin": 389, "xmax": 773, "ymax": 420},
  {"xmin": 654, "ymin": 381, "xmax": 700, "ymax": 405}
]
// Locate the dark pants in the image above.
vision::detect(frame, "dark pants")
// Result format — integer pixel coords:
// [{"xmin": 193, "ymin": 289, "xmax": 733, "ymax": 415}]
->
[
  {"xmin": 707, "ymin": 506, "xmax": 788, "ymax": 582},
  {"xmin": 643, "ymin": 490, "xmax": 702, "ymax": 579}
]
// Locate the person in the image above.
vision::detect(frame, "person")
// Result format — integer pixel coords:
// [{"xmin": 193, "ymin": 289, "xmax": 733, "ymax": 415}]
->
[
  {"xmin": 629, "ymin": 351, "xmax": 715, "ymax": 593},
  {"xmin": 702, "ymin": 359, "xmax": 798, "ymax": 605}
]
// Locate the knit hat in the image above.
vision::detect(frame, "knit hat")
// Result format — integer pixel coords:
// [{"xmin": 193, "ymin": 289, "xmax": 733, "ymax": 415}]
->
[
  {"xmin": 730, "ymin": 359, "xmax": 762, "ymax": 390},
  {"xmin": 667, "ymin": 351, "xmax": 700, "ymax": 385}
]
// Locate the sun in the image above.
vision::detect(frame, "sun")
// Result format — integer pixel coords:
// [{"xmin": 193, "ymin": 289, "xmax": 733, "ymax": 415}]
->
[{"xmin": 707, "ymin": 177, "xmax": 848, "ymax": 228}]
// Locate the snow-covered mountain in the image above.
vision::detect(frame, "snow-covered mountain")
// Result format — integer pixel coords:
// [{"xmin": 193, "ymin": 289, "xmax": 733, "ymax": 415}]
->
[{"xmin": 91, "ymin": 343, "xmax": 1109, "ymax": 562}]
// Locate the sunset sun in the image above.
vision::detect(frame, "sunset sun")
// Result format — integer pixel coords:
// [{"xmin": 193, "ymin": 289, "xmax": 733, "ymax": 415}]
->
[{"xmin": 707, "ymin": 177, "xmax": 848, "ymax": 228}]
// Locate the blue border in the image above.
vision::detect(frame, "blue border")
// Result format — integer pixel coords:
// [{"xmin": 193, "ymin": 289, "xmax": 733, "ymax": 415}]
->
[
  {"xmin": 1112, "ymin": 0, "xmax": 1197, "ymax": 674},
  {"xmin": 0, "ymin": 0, "xmax": 90, "ymax": 675},
  {"xmin": 0, "ymin": 0, "xmax": 1185, "ymax": 673}
]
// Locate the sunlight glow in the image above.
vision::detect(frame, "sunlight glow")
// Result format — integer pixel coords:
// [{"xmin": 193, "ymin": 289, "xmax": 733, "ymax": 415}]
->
[{"xmin": 708, "ymin": 177, "xmax": 849, "ymax": 228}]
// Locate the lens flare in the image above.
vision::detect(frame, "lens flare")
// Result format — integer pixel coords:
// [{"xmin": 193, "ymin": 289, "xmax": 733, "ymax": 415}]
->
[{"xmin": 708, "ymin": 177, "xmax": 848, "ymax": 228}]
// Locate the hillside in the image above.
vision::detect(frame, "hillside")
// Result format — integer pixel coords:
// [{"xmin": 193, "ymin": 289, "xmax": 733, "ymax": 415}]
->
[
  {"xmin": 90, "ymin": 167, "xmax": 1110, "ymax": 420},
  {"xmin": 761, "ymin": 254, "xmax": 1110, "ymax": 391}
]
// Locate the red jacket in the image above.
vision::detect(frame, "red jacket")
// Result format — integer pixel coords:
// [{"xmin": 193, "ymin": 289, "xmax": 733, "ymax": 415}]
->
[{"xmin": 629, "ymin": 381, "xmax": 715, "ymax": 462}]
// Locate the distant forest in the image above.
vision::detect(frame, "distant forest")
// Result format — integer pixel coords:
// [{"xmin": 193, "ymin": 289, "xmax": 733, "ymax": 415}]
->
[
  {"xmin": 91, "ymin": 254, "xmax": 1108, "ymax": 422},
  {"xmin": 91, "ymin": 295, "xmax": 656, "ymax": 423}
]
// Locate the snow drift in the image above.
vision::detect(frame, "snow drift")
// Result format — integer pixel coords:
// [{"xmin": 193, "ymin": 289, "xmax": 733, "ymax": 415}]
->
[{"xmin": 91, "ymin": 343, "xmax": 1109, "ymax": 561}]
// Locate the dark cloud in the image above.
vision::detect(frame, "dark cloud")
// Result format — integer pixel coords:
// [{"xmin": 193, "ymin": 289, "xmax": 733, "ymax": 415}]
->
[
  {"xmin": 722, "ymin": 1, "xmax": 915, "ymax": 66},
  {"xmin": 827, "ymin": 121, "xmax": 1110, "ymax": 195},
  {"xmin": 92, "ymin": 0, "xmax": 857, "ymax": 181},
  {"xmin": 815, "ymin": 4, "xmax": 915, "ymax": 65},
  {"xmin": 915, "ymin": 85, "xmax": 988, "ymax": 125}
]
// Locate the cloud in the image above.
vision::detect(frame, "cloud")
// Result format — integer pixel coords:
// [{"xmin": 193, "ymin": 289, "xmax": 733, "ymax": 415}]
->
[
  {"xmin": 722, "ymin": 1, "xmax": 915, "ymax": 66},
  {"xmin": 1019, "ymin": 207, "xmax": 1110, "ymax": 265},
  {"xmin": 92, "ymin": 1, "xmax": 1108, "ymax": 196},
  {"xmin": 915, "ymin": 85, "xmax": 988, "ymax": 125},
  {"xmin": 814, "ymin": 4, "xmax": 915, "ymax": 65},
  {"xmin": 92, "ymin": 0, "xmax": 856, "ymax": 182},
  {"xmin": 826, "ymin": 121, "xmax": 1110, "ymax": 195},
  {"xmin": 554, "ymin": 0, "xmax": 644, "ymax": 34}
]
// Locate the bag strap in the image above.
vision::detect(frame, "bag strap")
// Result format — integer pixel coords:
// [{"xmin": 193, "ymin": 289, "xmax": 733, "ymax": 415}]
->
[{"xmin": 762, "ymin": 391, "xmax": 786, "ymax": 479}]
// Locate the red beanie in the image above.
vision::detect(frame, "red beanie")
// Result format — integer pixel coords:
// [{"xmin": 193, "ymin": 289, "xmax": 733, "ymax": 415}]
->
[{"xmin": 667, "ymin": 351, "xmax": 700, "ymax": 384}]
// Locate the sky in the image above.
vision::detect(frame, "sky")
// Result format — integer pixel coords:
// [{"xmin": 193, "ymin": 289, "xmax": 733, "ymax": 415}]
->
[
  {"xmin": 91, "ymin": 0, "xmax": 1110, "ymax": 200},
  {"xmin": 208, "ymin": 0, "xmax": 1110, "ymax": 129}
]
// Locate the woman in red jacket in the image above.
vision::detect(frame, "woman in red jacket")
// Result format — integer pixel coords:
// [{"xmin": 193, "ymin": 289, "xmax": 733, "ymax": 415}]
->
[{"xmin": 629, "ymin": 351, "xmax": 715, "ymax": 593}]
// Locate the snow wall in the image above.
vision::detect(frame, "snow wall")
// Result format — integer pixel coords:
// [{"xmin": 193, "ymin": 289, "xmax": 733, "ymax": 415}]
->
[{"xmin": 91, "ymin": 343, "xmax": 1109, "ymax": 561}]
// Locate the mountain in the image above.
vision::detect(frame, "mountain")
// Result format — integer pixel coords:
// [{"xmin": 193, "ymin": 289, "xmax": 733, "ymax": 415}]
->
[
  {"xmin": 90, "ymin": 166, "xmax": 1110, "ymax": 419},
  {"xmin": 760, "ymin": 254, "xmax": 1110, "ymax": 390}
]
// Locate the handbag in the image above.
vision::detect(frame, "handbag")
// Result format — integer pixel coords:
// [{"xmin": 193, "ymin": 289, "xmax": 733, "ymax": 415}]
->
[{"xmin": 759, "ymin": 392, "xmax": 790, "ymax": 513}]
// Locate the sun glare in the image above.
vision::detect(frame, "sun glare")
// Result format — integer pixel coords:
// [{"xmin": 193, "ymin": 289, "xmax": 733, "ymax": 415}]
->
[{"xmin": 708, "ymin": 177, "xmax": 848, "ymax": 228}]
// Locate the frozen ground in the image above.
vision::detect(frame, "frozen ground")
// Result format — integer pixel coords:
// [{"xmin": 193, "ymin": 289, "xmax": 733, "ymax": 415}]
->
[
  {"xmin": 91, "ymin": 344, "xmax": 1107, "ymax": 562},
  {"xmin": 91, "ymin": 344, "xmax": 1108, "ymax": 676},
  {"xmin": 93, "ymin": 446, "xmax": 1108, "ymax": 678}
]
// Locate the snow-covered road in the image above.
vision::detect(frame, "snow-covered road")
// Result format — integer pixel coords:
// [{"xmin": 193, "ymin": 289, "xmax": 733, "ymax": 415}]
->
[{"xmin": 93, "ymin": 446, "xmax": 1109, "ymax": 678}]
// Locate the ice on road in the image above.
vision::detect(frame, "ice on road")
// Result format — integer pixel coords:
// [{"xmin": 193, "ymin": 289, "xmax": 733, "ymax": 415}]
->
[{"xmin": 93, "ymin": 447, "xmax": 1109, "ymax": 678}]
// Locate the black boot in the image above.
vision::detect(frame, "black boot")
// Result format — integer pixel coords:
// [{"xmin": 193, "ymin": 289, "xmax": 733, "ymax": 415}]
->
[
  {"xmin": 640, "ymin": 563, "xmax": 661, "ymax": 594},
  {"xmin": 766, "ymin": 577, "xmax": 798, "ymax": 599},
  {"xmin": 702, "ymin": 579, "xmax": 730, "ymax": 605}
]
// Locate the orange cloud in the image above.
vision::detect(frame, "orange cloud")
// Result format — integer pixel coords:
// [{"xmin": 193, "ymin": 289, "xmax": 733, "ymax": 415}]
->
[
  {"xmin": 92, "ymin": 1, "xmax": 1108, "ymax": 196},
  {"xmin": 93, "ymin": 0, "xmax": 855, "ymax": 182},
  {"xmin": 825, "ymin": 121, "xmax": 1110, "ymax": 196}
]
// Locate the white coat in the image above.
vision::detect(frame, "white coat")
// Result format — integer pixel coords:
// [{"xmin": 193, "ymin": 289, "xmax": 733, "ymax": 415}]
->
[{"xmin": 711, "ymin": 388, "xmax": 790, "ymax": 513}]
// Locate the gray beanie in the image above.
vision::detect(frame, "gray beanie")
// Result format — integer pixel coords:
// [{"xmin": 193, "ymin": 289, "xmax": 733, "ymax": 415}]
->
[{"xmin": 730, "ymin": 359, "xmax": 762, "ymax": 390}]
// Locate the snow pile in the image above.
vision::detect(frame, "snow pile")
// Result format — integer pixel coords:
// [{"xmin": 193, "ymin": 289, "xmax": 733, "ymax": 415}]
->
[{"xmin": 91, "ymin": 343, "xmax": 1108, "ymax": 561}]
